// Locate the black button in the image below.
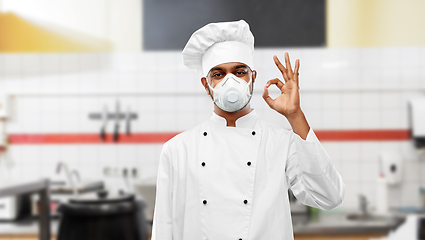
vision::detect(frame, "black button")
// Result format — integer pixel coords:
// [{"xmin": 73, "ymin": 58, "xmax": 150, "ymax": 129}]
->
[
  {"xmin": 201, "ymin": 162, "xmax": 206, "ymax": 167},
  {"xmin": 251, "ymin": 131, "xmax": 256, "ymax": 136},
  {"xmin": 239, "ymin": 238, "xmax": 242, "ymax": 240},
  {"xmin": 203, "ymin": 200, "xmax": 207, "ymax": 205},
  {"xmin": 247, "ymin": 161, "xmax": 251, "ymax": 166},
  {"xmin": 203, "ymin": 132, "xmax": 207, "ymax": 136},
  {"xmin": 244, "ymin": 200, "xmax": 248, "ymax": 204}
]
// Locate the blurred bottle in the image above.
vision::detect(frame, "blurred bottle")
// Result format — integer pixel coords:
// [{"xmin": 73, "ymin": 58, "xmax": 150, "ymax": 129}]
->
[{"xmin": 375, "ymin": 174, "xmax": 388, "ymax": 215}]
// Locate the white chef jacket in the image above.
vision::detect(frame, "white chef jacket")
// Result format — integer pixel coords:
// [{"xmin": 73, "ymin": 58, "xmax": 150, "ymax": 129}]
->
[{"xmin": 152, "ymin": 110, "xmax": 345, "ymax": 240}]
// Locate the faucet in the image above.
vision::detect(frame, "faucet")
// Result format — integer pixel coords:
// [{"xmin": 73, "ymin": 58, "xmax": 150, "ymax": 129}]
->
[
  {"xmin": 72, "ymin": 170, "xmax": 81, "ymax": 183},
  {"xmin": 359, "ymin": 194, "xmax": 369, "ymax": 215},
  {"xmin": 56, "ymin": 162, "xmax": 78, "ymax": 197}
]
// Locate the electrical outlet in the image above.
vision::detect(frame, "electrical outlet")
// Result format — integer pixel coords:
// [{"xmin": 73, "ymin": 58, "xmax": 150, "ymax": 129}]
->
[
  {"xmin": 132, "ymin": 168, "xmax": 138, "ymax": 178},
  {"xmin": 103, "ymin": 166, "xmax": 140, "ymax": 178},
  {"xmin": 103, "ymin": 167, "xmax": 111, "ymax": 177},
  {"xmin": 122, "ymin": 168, "xmax": 128, "ymax": 177}
]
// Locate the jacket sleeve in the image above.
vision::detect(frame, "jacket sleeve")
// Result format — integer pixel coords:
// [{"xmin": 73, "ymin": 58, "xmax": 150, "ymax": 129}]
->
[
  {"xmin": 286, "ymin": 129, "xmax": 345, "ymax": 211},
  {"xmin": 151, "ymin": 142, "xmax": 173, "ymax": 239}
]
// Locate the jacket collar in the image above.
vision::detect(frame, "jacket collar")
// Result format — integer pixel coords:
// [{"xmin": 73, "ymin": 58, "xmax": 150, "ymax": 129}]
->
[{"xmin": 210, "ymin": 109, "xmax": 258, "ymax": 128}]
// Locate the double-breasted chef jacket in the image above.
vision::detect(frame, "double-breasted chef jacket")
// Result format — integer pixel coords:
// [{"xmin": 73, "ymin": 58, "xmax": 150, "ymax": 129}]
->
[{"xmin": 152, "ymin": 109, "xmax": 345, "ymax": 240}]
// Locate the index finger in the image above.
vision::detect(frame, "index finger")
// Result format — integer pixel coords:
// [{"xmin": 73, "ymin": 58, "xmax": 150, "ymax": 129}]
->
[{"xmin": 265, "ymin": 78, "xmax": 285, "ymax": 90}]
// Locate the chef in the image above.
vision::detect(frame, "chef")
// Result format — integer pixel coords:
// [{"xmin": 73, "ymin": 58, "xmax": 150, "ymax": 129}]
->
[{"xmin": 152, "ymin": 20, "xmax": 345, "ymax": 240}]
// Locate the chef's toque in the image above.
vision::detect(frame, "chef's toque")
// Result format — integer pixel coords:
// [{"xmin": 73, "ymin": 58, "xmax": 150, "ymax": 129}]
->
[{"xmin": 182, "ymin": 20, "xmax": 255, "ymax": 77}]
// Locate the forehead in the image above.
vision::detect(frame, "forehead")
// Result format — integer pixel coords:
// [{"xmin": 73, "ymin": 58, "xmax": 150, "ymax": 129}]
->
[{"xmin": 209, "ymin": 62, "xmax": 248, "ymax": 72}]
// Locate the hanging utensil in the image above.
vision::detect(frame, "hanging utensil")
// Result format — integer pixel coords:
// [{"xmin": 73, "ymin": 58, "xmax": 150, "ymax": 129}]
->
[
  {"xmin": 99, "ymin": 105, "xmax": 108, "ymax": 141},
  {"xmin": 126, "ymin": 107, "xmax": 131, "ymax": 135},
  {"xmin": 113, "ymin": 101, "xmax": 120, "ymax": 142}
]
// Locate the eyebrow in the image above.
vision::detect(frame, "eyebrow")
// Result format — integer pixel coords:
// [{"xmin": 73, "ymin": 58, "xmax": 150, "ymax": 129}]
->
[
  {"xmin": 209, "ymin": 64, "xmax": 248, "ymax": 72},
  {"xmin": 233, "ymin": 65, "xmax": 248, "ymax": 70},
  {"xmin": 209, "ymin": 67, "xmax": 223, "ymax": 72}
]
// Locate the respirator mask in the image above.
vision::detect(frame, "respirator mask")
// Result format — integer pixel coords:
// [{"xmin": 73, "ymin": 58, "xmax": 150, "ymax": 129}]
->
[{"xmin": 207, "ymin": 71, "xmax": 254, "ymax": 113}]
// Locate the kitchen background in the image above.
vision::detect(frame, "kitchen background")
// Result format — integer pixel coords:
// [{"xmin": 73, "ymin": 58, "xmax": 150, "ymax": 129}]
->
[{"xmin": 1, "ymin": 0, "xmax": 425, "ymax": 238}]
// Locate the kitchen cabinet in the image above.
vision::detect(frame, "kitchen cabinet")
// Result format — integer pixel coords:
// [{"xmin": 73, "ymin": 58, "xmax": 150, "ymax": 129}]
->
[
  {"xmin": 295, "ymin": 233, "xmax": 386, "ymax": 240},
  {"xmin": 0, "ymin": 235, "xmax": 56, "ymax": 240}
]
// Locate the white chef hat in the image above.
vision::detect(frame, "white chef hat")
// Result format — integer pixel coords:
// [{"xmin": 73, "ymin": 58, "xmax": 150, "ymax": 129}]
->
[{"xmin": 182, "ymin": 20, "xmax": 254, "ymax": 77}]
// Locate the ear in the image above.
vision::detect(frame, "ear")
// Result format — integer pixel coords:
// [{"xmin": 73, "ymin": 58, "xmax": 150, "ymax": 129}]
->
[
  {"xmin": 201, "ymin": 77, "xmax": 210, "ymax": 95},
  {"xmin": 252, "ymin": 70, "xmax": 257, "ymax": 84}
]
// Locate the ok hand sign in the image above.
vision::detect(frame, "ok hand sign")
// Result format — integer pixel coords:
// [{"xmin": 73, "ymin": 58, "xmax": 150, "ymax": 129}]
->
[{"xmin": 262, "ymin": 52, "xmax": 301, "ymax": 118}]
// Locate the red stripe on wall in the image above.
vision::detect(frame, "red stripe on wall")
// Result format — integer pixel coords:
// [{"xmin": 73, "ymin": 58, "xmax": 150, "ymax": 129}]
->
[
  {"xmin": 8, "ymin": 133, "xmax": 180, "ymax": 144},
  {"xmin": 315, "ymin": 130, "xmax": 410, "ymax": 141},
  {"xmin": 6, "ymin": 130, "xmax": 410, "ymax": 144}
]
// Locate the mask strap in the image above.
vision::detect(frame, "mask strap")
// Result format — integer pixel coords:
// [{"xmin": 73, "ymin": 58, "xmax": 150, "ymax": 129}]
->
[
  {"xmin": 207, "ymin": 81, "xmax": 215, "ymax": 93},
  {"xmin": 245, "ymin": 76, "xmax": 253, "ymax": 95}
]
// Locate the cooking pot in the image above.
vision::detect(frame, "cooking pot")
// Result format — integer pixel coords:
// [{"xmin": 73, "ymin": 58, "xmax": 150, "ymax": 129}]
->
[{"xmin": 57, "ymin": 190, "xmax": 147, "ymax": 240}]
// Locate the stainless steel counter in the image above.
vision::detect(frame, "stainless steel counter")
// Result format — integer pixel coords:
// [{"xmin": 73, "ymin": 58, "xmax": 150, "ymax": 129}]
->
[
  {"xmin": 0, "ymin": 211, "xmax": 405, "ymax": 237},
  {"xmin": 293, "ymin": 211, "xmax": 405, "ymax": 235}
]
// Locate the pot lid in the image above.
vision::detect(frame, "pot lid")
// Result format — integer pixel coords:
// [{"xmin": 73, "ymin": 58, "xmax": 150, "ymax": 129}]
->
[{"xmin": 69, "ymin": 190, "xmax": 134, "ymax": 204}]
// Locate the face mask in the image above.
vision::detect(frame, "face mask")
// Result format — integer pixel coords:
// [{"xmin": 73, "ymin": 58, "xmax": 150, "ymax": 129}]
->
[{"xmin": 208, "ymin": 73, "xmax": 253, "ymax": 112}]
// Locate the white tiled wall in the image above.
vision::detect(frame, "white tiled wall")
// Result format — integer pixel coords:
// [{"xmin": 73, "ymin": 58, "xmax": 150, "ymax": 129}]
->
[{"xmin": 1, "ymin": 47, "xmax": 425, "ymax": 212}]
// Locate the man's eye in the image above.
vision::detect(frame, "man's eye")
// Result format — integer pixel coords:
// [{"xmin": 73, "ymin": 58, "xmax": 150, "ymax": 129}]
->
[
  {"xmin": 236, "ymin": 71, "xmax": 246, "ymax": 76},
  {"xmin": 212, "ymin": 73, "xmax": 222, "ymax": 78}
]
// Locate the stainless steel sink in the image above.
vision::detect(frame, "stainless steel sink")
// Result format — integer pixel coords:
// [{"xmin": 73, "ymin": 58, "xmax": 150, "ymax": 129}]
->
[
  {"xmin": 347, "ymin": 213, "xmax": 389, "ymax": 221},
  {"xmin": 347, "ymin": 195, "xmax": 404, "ymax": 223},
  {"xmin": 346, "ymin": 213, "xmax": 403, "ymax": 223},
  {"xmin": 50, "ymin": 180, "xmax": 104, "ymax": 194}
]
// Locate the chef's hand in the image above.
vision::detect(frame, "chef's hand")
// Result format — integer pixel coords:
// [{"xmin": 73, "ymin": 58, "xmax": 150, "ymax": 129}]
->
[
  {"xmin": 262, "ymin": 52, "xmax": 310, "ymax": 139},
  {"xmin": 263, "ymin": 52, "xmax": 301, "ymax": 118}
]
